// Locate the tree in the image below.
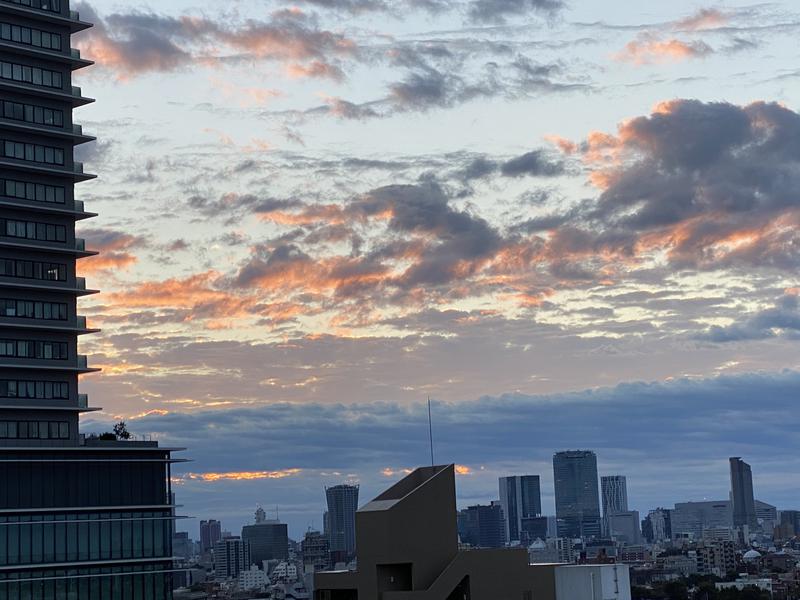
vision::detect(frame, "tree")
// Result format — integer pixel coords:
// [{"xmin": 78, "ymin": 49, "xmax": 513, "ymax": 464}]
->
[{"xmin": 113, "ymin": 421, "xmax": 131, "ymax": 440}]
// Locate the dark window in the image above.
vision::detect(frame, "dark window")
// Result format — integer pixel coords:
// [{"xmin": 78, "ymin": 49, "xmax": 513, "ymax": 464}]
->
[
  {"xmin": 1, "ymin": 178, "xmax": 66, "ymax": 203},
  {"xmin": 0, "ymin": 60, "xmax": 62, "ymax": 89},
  {"xmin": 2, "ymin": 139, "xmax": 64, "ymax": 165},
  {"xmin": 0, "ymin": 420, "xmax": 68, "ymax": 439},
  {"xmin": 0, "ymin": 379, "xmax": 69, "ymax": 399},
  {"xmin": 0, "ymin": 339, "xmax": 68, "ymax": 359},
  {"xmin": 1, "ymin": 0, "xmax": 62, "ymax": 13},
  {"xmin": 0, "ymin": 22, "xmax": 62, "ymax": 50},
  {"xmin": 0, "ymin": 298, "xmax": 68, "ymax": 320},
  {"xmin": 1, "ymin": 218, "xmax": 66, "ymax": 242},
  {"xmin": 2, "ymin": 100, "xmax": 64, "ymax": 127},
  {"xmin": 0, "ymin": 258, "xmax": 66, "ymax": 280}
]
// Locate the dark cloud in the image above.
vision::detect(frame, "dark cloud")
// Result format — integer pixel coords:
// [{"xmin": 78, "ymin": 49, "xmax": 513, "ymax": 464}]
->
[
  {"xmin": 697, "ymin": 294, "xmax": 800, "ymax": 342},
  {"xmin": 83, "ymin": 370, "xmax": 800, "ymax": 538},
  {"xmin": 467, "ymin": 0, "xmax": 564, "ymax": 24},
  {"xmin": 500, "ymin": 149, "xmax": 564, "ymax": 177}
]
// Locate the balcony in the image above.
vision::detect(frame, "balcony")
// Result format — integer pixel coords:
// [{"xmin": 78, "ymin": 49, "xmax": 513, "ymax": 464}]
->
[
  {"xmin": 77, "ymin": 393, "xmax": 88, "ymax": 409},
  {"xmin": 75, "ymin": 238, "xmax": 86, "ymax": 252},
  {"xmin": 70, "ymin": 48, "xmax": 81, "ymax": 60},
  {"xmin": 77, "ymin": 315, "xmax": 87, "ymax": 329},
  {"xmin": 72, "ymin": 124, "xmax": 83, "ymax": 136},
  {"xmin": 75, "ymin": 276, "xmax": 86, "ymax": 290}
]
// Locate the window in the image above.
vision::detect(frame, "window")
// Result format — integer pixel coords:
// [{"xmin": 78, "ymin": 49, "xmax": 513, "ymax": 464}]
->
[
  {"xmin": 2, "ymin": 139, "xmax": 64, "ymax": 165},
  {"xmin": 0, "ymin": 339, "xmax": 68, "ymax": 359},
  {"xmin": 0, "ymin": 420, "xmax": 69, "ymax": 439},
  {"xmin": 0, "ymin": 22, "xmax": 62, "ymax": 50},
  {"xmin": 2, "ymin": 100, "xmax": 64, "ymax": 127},
  {"xmin": 0, "ymin": 258, "xmax": 66, "ymax": 280},
  {"xmin": 0, "ymin": 379, "xmax": 69, "ymax": 399},
  {"xmin": 1, "ymin": 178, "xmax": 66, "ymax": 204},
  {"xmin": 0, "ymin": 299, "xmax": 68, "ymax": 320},
  {"xmin": 0, "ymin": 60, "xmax": 62, "ymax": 89},
  {"xmin": 1, "ymin": 0, "xmax": 62, "ymax": 13},
  {"xmin": 1, "ymin": 218, "xmax": 66, "ymax": 243}
]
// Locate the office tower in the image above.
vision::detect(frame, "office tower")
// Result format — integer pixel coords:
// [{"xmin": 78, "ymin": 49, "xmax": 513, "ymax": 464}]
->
[
  {"xmin": 521, "ymin": 516, "xmax": 549, "ymax": 543},
  {"xmin": 301, "ymin": 530, "xmax": 330, "ymax": 571},
  {"xmin": 729, "ymin": 457, "xmax": 757, "ymax": 529},
  {"xmin": 214, "ymin": 537, "xmax": 250, "ymax": 580},
  {"xmin": 241, "ymin": 518, "xmax": 289, "ymax": 565},
  {"xmin": 0, "ymin": 2, "xmax": 181, "ymax": 598},
  {"xmin": 642, "ymin": 508, "xmax": 672, "ymax": 543},
  {"xmin": 499, "ymin": 475, "xmax": 542, "ymax": 543},
  {"xmin": 200, "ymin": 519, "xmax": 222, "ymax": 553},
  {"xmin": 671, "ymin": 501, "xmax": 732, "ymax": 539},
  {"xmin": 325, "ymin": 483, "xmax": 359, "ymax": 560},
  {"xmin": 255, "ymin": 505, "xmax": 267, "ymax": 524},
  {"xmin": 457, "ymin": 502, "xmax": 505, "ymax": 548},
  {"xmin": 553, "ymin": 450, "xmax": 601, "ymax": 539},
  {"xmin": 601, "ymin": 475, "xmax": 628, "ymax": 517},
  {"xmin": 607, "ymin": 511, "xmax": 641, "ymax": 544}
]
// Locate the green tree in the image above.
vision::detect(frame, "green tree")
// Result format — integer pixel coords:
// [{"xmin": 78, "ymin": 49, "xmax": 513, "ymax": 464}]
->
[{"xmin": 113, "ymin": 421, "xmax": 131, "ymax": 440}]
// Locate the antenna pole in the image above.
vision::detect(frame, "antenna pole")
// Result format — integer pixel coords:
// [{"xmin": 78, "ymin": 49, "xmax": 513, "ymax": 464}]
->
[{"xmin": 428, "ymin": 397, "xmax": 435, "ymax": 467}]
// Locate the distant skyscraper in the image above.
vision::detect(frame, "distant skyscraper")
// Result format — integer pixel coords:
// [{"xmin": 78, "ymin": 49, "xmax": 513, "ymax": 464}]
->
[
  {"xmin": 671, "ymin": 501, "xmax": 732, "ymax": 539},
  {"xmin": 255, "ymin": 506, "xmax": 267, "ymax": 524},
  {"xmin": 601, "ymin": 475, "xmax": 629, "ymax": 517},
  {"xmin": 607, "ymin": 511, "xmax": 641, "ymax": 544},
  {"xmin": 201, "ymin": 519, "xmax": 223, "ymax": 553},
  {"xmin": 553, "ymin": 450, "xmax": 602, "ymax": 539},
  {"xmin": 457, "ymin": 503, "xmax": 506, "ymax": 548},
  {"xmin": 499, "ymin": 475, "xmax": 542, "ymax": 543},
  {"xmin": 326, "ymin": 483, "xmax": 359, "ymax": 559},
  {"xmin": 729, "ymin": 457, "xmax": 757, "ymax": 529},
  {"xmin": 241, "ymin": 517, "xmax": 289, "ymax": 565},
  {"xmin": 301, "ymin": 530, "xmax": 331, "ymax": 571},
  {"xmin": 214, "ymin": 537, "xmax": 250, "ymax": 580},
  {"xmin": 642, "ymin": 508, "xmax": 672, "ymax": 543}
]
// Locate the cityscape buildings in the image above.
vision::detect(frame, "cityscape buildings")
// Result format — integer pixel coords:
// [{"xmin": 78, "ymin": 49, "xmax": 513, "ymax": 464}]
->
[
  {"xmin": 553, "ymin": 450, "xmax": 602, "ymax": 539},
  {"xmin": 457, "ymin": 502, "xmax": 506, "ymax": 548},
  {"xmin": 241, "ymin": 512, "xmax": 289, "ymax": 565},
  {"xmin": 325, "ymin": 483, "xmax": 359, "ymax": 562},
  {"xmin": 499, "ymin": 474, "xmax": 542, "ymax": 544},
  {"xmin": 601, "ymin": 475, "xmax": 629, "ymax": 517},
  {"xmin": 671, "ymin": 500, "xmax": 732, "ymax": 539},
  {"xmin": 0, "ymin": 2, "xmax": 182, "ymax": 598},
  {"xmin": 200, "ymin": 519, "xmax": 222, "ymax": 554},
  {"xmin": 213, "ymin": 537, "xmax": 250, "ymax": 580},
  {"xmin": 730, "ymin": 456, "xmax": 758, "ymax": 529}
]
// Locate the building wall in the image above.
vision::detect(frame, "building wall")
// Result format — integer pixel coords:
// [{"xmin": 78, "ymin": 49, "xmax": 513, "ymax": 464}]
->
[{"xmin": 553, "ymin": 451, "xmax": 601, "ymax": 539}]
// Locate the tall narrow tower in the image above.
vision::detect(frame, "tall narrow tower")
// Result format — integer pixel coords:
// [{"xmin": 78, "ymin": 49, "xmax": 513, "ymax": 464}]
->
[
  {"xmin": 553, "ymin": 450, "xmax": 601, "ymax": 539},
  {"xmin": 0, "ymin": 2, "xmax": 183, "ymax": 597},
  {"xmin": 730, "ymin": 457, "xmax": 757, "ymax": 529}
]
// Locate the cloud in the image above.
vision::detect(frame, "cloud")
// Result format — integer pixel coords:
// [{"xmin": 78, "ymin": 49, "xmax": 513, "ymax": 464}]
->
[
  {"xmin": 698, "ymin": 293, "xmax": 800, "ymax": 343},
  {"xmin": 616, "ymin": 34, "xmax": 714, "ymax": 65},
  {"xmin": 79, "ymin": 228, "xmax": 146, "ymax": 272},
  {"xmin": 500, "ymin": 149, "xmax": 564, "ymax": 177},
  {"xmin": 467, "ymin": 0, "xmax": 564, "ymax": 24},
  {"xmin": 673, "ymin": 8, "xmax": 728, "ymax": 32},
  {"xmin": 74, "ymin": 3, "xmax": 356, "ymax": 79},
  {"xmin": 83, "ymin": 370, "xmax": 800, "ymax": 538}
]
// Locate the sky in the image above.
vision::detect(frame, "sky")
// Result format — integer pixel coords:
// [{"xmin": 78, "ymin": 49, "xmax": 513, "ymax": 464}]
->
[{"xmin": 69, "ymin": 0, "xmax": 800, "ymax": 539}]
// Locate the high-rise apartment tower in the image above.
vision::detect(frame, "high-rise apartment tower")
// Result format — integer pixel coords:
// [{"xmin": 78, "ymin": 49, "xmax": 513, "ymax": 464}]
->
[
  {"xmin": 553, "ymin": 450, "xmax": 601, "ymax": 539},
  {"xmin": 0, "ymin": 2, "xmax": 183, "ymax": 597}
]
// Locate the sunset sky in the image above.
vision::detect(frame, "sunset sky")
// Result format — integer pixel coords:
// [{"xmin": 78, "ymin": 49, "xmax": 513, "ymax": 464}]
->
[{"xmin": 72, "ymin": 0, "xmax": 800, "ymax": 538}]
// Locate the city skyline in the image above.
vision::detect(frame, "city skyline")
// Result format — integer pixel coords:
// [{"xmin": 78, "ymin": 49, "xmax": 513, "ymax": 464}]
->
[{"xmin": 28, "ymin": 0, "xmax": 800, "ymax": 544}]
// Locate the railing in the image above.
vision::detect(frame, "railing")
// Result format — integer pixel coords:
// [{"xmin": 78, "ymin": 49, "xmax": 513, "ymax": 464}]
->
[
  {"xmin": 76, "ymin": 315, "xmax": 87, "ymax": 329},
  {"xmin": 77, "ymin": 393, "xmax": 88, "ymax": 408},
  {"xmin": 75, "ymin": 238, "xmax": 85, "ymax": 251},
  {"xmin": 72, "ymin": 124, "xmax": 83, "ymax": 135},
  {"xmin": 77, "ymin": 355, "xmax": 88, "ymax": 369},
  {"xmin": 70, "ymin": 10, "xmax": 80, "ymax": 21},
  {"xmin": 75, "ymin": 276, "xmax": 86, "ymax": 290},
  {"xmin": 70, "ymin": 48, "xmax": 81, "ymax": 59},
  {"xmin": 74, "ymin": 200, "xmax": 84, "ymax": 212},
  {"xmin": 73, "ymin": 162, "xmax": 85, "ymax": 174},
  {"xmin": 71, "ymin": 85, "xmax": 82, "ymax": 97}
]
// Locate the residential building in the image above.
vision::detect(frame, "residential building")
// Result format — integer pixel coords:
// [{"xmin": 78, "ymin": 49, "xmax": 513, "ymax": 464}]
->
[
  {"xmin": 499, "ymin": 475, "xmax": 542, "ymax": 543},
  {"xmin": 214, "ymin": 537, "xmax": 250, "ymax": 580},
  {"xmin": 607, "ymin": 511, "xmax": 641, "ymax": 544},
  {"xmin": 301, "ymin": 529, "xmax": 330, "ymax": 572},
  {"xmin": 671, "ymin": 500, "xmax": 732, "ymax": 539},
  {"xmin": 241, "ymin": 517, "xmax": 289, "ymax": 565},
  {"xmin": 239, "ymin": 565, "xmax": 269, "ymax": 591},
  {"xmin": 200, "ymin": 519, "xmax": 222, "ymax": 553},
  {"xmin": 271, "ymin": 561, "xmax": 299, "ymax": 583},
  {"xmin": 696, "ymin": 541, "xmax": 736, "ymax": 577},
  {"xmin": 315, "ymin": 464, "xmax": 629, "ymax": 600},
  {"xmin": 457, "ymin": 502, "xmax": 506, "ymax": 548},
  {"xmin": 173, "ymin": 531, "xmax": 194, "ymax": 560},
  {"xmin": 730, "ymin": 457, "xmax": 758, "ymax": 529},
  {"xmin": 553, "ymin": 450, "xmax": 602, "ymax": 539},
  {"xmin": 0, "ymin": 2, "xmax": 182, "ymax": 596},
  {"xmin": 325, "ymin": 483, "xmax": 359, "ymax": 561},
  {"xmin": 778, "ymin": 510, "xmax": 800, "ymax": 538}
]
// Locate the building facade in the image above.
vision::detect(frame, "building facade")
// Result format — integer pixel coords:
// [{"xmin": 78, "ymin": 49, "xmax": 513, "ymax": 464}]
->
[
  {"xmin": 325, "ymin": 484, "xmax": 358, "ymax": 561},
  {"xmin": 301, "ymin": 530, "xmax": 330, "ymax": 572},
  {"xmin": 642, "ymin": 508, "xmax": 672, "ymax": 543},
  {"xmin": 0, "ymin": 2, "xmax": 182, "ymax": 598},
  {"xmin": 499, "ymin": 475, "xmax": 542, "ymax": 544},
  {"xmin": 729, "ymin": 457, "xmax": 757, "ymax": 529},
  {"xmin": 553, "ymin": 451, "xmax": 601, "ymax": 539},
  {"xmin": 457, "ymin": 503, "xmax": 505, "ymax": 549},
  {"xmin": 214, "ymin": 537, "xmax": 250, "ymax": 580},
  {"xmin": 241, "ymin": 520, "xmax": 288, "ymax": 566},
  {"xmin": 200, "ymin": 519, "xmax": 222, "ymax": 554},
  {"xmin": 601, "ymin": 476, "xmax": 628, "ymax": 517},
  {"xmin": 671, "ymin": 501, "xmax": 732, "ymax": 540}
]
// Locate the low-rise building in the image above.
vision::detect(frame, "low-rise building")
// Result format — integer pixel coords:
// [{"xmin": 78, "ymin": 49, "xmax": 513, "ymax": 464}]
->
[{"xmin": 238, "ymin": 564, "xmax": 269, "ymax": 591}]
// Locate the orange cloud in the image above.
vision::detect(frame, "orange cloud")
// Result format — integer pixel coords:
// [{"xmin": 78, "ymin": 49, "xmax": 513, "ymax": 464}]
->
[
  {"xmin": 455, "ymin": 465, "xmax": 472, "ymax": 475},
  {"xmin": 674, "ymin": 8, "xmax": 728, "ymax": 31},
  {"xmin": 616, "ymin": 35, "xmax": 713, "ymax": 65},
  {"xmin": 178, "ymin": 469, "xmax": 302, "ymax": 482}
]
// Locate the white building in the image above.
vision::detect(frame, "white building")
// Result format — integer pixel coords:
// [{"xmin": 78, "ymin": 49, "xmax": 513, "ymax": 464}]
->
[
  {"xmin": 238, "ymin": 565, "xmax": 268, "ymax": 591},
  {"xmin": 271, "ymin": 560, "xmax": 299, "ymax": 582},
  {"xmin": 716, "ymin": 578, "xmax": 773, "ymax": 596},
  {"xmin": 554, "ymin": 564, "xmax": 632, "ymax": 600}
]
